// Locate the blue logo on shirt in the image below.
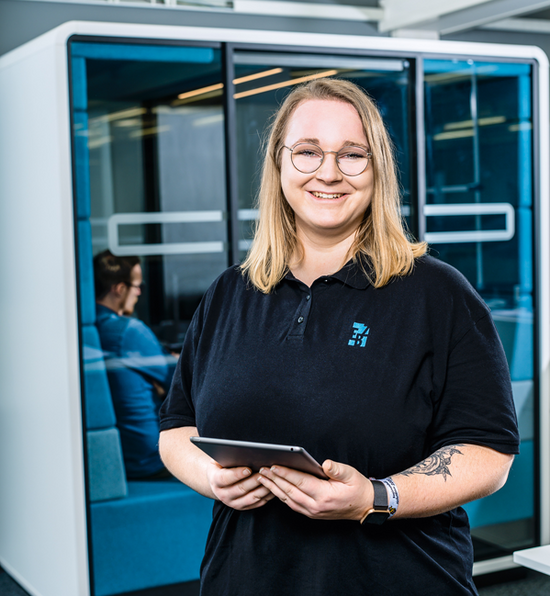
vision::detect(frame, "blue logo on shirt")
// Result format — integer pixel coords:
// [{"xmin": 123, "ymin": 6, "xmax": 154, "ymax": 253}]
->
[{"xmin": 348, "ymin": 322, "xmax": 369, "ymax": 347}]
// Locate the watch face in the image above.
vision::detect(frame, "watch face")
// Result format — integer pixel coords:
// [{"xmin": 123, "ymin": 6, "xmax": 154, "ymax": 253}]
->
[{"xmin": 365, "ymin": 511, "xmax": 390, "ymax": 525}]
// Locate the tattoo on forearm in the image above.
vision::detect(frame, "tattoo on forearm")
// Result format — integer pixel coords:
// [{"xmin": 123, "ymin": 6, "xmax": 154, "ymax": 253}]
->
[{"xmin": 398, "ymin": 445, "xmax": 464, "ymax": 481}]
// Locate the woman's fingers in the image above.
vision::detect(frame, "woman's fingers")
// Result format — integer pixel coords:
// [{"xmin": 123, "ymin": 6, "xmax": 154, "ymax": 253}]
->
[
  {"xmin": 258, "ymin": 466, "xmax": 321, "ymax": 516},
  {"xmin": 207, "ymin": 462, "xmax": 274, "ymax": 510},
  {"xmin": 209, "ymin": 463, "xmax": 252, "ymax": 488},
  {"xmin": 258, "ymin": 462, "xmax": 371, "ymax": 521},
  {"xmin": 206, "ymin": 459, "xmax": 370, "ymax": 518}
]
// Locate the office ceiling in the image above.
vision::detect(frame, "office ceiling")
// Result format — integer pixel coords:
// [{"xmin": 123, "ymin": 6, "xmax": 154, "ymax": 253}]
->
[{"xmin": 219, "ymin": 0, "xmax": 550, "ymax": 38}]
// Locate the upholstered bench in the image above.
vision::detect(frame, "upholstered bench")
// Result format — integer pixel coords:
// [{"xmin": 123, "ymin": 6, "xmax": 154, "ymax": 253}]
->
[
  {"xmin": 78, "ymin": 218, "xmax": 211, "ymax": 596},
  {"xmin": 90, "ymin": 481, "xmax": 212, "ymax": 596}
]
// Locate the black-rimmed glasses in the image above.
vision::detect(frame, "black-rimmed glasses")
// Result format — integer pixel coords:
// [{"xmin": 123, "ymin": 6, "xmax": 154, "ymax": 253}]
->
[
  {"xmin": 282, "ymin": 142, "xmax": 372, "ymax": 176},
  {"xmin": 125, "ymin": 282, "xmax": 145, "ymax": 290}
]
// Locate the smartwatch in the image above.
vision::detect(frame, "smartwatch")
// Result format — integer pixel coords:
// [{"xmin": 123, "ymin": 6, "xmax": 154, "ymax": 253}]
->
[{"xmin": 360, "ymin": 479, "xmax": 391, "ymax": 525}]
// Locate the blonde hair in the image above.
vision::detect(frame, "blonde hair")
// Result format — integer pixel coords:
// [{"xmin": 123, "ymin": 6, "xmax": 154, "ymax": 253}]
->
[{"xmin": 240, "ymin": 78, "xmax": 427, "ymax": 293}]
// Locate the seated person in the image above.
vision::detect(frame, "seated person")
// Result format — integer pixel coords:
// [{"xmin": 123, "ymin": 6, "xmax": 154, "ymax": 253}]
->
[{"xmin": 93, "ymin": 250, "xmax": 177, "ymax": 479}]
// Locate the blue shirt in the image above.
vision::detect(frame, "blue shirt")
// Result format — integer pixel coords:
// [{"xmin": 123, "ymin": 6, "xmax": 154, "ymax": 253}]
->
[{"xmin": 96, "ymin": 304, "xmax": 176, "ymax": 478}]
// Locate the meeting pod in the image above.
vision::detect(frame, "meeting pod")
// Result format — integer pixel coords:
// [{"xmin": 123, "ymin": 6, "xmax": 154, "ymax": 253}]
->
[{"xmin": 0, "ymin": 20, "xmax": 548, "ymax": 596}]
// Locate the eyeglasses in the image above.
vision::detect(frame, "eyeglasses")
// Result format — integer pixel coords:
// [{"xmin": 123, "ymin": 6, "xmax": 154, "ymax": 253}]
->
[
  {"xmin": 282, "ymin": 143, "xmax": 372, "ymax": 177},
  {"xmin": 125, "ymin": 282, "xmax": 144, "ymax": 291}
]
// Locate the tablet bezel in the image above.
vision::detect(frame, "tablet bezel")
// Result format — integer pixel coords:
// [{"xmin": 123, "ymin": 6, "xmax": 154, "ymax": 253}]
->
[{"xmin": 190, "ymin": 436, "xmax": 327, "ymax": 479}]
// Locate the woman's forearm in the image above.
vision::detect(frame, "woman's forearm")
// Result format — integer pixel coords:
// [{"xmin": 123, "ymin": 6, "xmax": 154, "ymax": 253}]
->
[
  {"xmin": 389, "ymin": 444, "xmax": 514, "ymax": 519},
  {"xmin": 159, "ymin": 426, "xmax": 216, "ymax": 499}
]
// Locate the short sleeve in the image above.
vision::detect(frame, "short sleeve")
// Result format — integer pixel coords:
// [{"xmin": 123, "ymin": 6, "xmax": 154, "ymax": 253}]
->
[
  {"xmin": 429, "ymin": 312, "xmax": 520, "ymax": 454},
  {"xmin": 159, "ymin": 289, "xmax": 209, "ymax": 431}
]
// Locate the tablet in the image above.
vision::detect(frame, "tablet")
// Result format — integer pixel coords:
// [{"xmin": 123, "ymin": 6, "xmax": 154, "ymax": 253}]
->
[{"xmin": 190, "ymin": 436, "xmax": 327, "ymax": 479}]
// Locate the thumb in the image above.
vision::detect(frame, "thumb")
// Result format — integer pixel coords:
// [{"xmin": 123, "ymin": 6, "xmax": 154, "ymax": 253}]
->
[{"xmin": 322, "ymin": 460, "xmax": 355, "ymax": 483}]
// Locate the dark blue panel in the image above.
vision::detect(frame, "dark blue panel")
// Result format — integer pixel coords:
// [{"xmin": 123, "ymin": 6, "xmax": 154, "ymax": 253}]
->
[
  {"xmin": 70, "ymin": 42, "xmax": 215, "ymax": 64},
  {"xmin": 424, "ymin": 59, "xmax": 530, "ymax": 77},
  {"xmin": 73, "ymin": 110, "xmax": 91, "ymax": 220},
  {"xmin": 78, "ymin": 220, "xmax": 95, "ymax": 325},
  {"xmin": 71, "ymin": 56, "xmax": 88, "ymax": 111},
  {"xmin": 91, "ymin": 481, "xmax": 212, "ymax": 595},
  {"xmin": 82, "ymin": 324, "xmax": 117, "ymax": 430}
]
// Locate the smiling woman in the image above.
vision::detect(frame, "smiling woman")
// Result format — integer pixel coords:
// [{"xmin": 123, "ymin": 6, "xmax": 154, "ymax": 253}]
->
[
  {"xmin": 159, "ymin": 78, "xmax": 519, "ymax": 596},
  {"xmin": 242, "ymin": 78, "xmax": 425, "ymax": 291}
]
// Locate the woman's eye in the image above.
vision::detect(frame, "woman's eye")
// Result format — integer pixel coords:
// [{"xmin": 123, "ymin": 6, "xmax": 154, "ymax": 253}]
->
[
  {"xmin": 297, "ymin": 149, "xmax": 320, "ymax": 158},
  {"xmin": 340, "ymin": 151, "xmax": 366, "ymax": 161}
]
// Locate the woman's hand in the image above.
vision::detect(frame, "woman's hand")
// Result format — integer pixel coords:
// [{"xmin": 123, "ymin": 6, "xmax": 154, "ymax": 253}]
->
[
  {"xmin": 160, "ymin": 427, "xmax": 274, "ymax": 509},
  {"xmin": 258, "ymin": 460, "xmax": 372, "ymax": 521},
  {"xmin": 206, "ymin": 460, "xmax": 275, "ymax": 511}
]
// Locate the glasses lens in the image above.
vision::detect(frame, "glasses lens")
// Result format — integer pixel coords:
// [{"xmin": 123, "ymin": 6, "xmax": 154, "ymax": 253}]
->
[
  {"xmin": 337, "ymin": 146, "xmax": 370, "ymax": 176},
  {"xmin": 291, "ymin": 143, "xmax": 323, "ymax": 173}
]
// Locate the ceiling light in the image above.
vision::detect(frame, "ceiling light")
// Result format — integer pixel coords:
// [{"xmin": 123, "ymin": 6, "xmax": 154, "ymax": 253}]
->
[
  {"xmin": 234, "ymin": 69, "xmax": 338, "ymax": 100},
  {"xmin": 178, "ymin": 83, "xmax": 224, "ymax": 100}
]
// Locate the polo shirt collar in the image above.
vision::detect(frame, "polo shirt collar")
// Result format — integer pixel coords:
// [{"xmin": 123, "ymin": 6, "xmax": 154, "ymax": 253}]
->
[
  {"xmin": 331, "ymin": 257, "xmax": 371, "ymax": 289},
  {"xmin": 284, "ymin": 256, "xmax": 372, "ymax": 290}
]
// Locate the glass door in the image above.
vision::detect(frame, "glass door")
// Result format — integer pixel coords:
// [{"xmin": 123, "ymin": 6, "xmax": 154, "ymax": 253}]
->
[
  {"xmin": 422, "ymin": 58, "xmax": 536, "ymax": 560},
  {"xmin": 230, "ymin": 49, "xmax": 414, "ymax": 259},
  {"xmin": 70, "ymin": 39, "xmax": 226, "ymax": 595}
]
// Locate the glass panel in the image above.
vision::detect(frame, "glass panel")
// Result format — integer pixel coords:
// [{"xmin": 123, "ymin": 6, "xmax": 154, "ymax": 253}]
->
[
  {"xmin": 423, "ymin": 59, "xmax": 535, "ymax": 559},
  {"xmin": 233, "ymin": 51, "xmax": 412, "ymax": 258},
  {"xmin": 71, "ymin": 41, "xmax": 225, "ymax": 594},
  {"xmin": 80, "ymin": 42, "xmax": 227, "ymax": 345}
]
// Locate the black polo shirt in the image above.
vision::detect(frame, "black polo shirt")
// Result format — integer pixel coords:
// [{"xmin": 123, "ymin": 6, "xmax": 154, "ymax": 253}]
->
[{"xmin": 160, "ymin": 255, "xmax": 519, "ymax": 596}]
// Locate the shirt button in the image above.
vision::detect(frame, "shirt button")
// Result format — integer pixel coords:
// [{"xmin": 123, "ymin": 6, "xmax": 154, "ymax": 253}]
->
[
  {"xmin": 306, "ymin": 295, "xmax": 311, "ymax": 301},
  {"xmin": 297, "ymin": 316, "xmax": 304, "ymax": 324}
]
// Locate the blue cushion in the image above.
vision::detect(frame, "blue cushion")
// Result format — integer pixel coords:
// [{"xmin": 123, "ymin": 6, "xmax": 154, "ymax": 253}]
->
[
  {"xmin": 90, "ymin": 481, "xmax": 212, "ymax": 596},
  {"xmin": 82, "ymin": 325, "xmax": 116, "ymax": 429},
  {"xmin": 87, "ymin": 428, "xmax": 127, "ymax": 503},
  {"xmin": 78, "ymin": 220, "xmax": 95, "ymax": 326}
]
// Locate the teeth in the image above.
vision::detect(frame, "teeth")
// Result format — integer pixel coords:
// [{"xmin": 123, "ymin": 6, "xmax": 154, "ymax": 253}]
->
[{"xmin": 311, "ymin": 192, "xmax": 344, "ymax": 199}]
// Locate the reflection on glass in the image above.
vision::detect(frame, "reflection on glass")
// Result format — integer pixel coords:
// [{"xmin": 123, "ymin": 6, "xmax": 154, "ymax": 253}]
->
[
  {"xmin": 232, "ymin": 52, "xmax": 413, "ymax": 258},
  {"xmin": 82, "ymin": 44, "xmax": 227, "ymax": 347},
  {"xmin": 71, "ymin": 42, "xmax": 227, "ymax": 595},
  {"xmin": 424, "ymin": 59, "xmax": 535, "ymax": 559}
]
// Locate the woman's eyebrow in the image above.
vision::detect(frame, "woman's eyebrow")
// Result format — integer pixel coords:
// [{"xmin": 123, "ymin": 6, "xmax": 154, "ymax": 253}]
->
[
  {"xmin": 290, "ymin": 138, "xmax": 370, "ymax": 151},
  {"xmin": 293, "ymin": 137, "xmax": 320, "ymax": 145},
  {"xmin": 293, "ymin": 137, "xmax": 370, "ymax": 149},
  {"xmin": 341, "ymin": 139, "xmax": 370, "ymax": 150}
]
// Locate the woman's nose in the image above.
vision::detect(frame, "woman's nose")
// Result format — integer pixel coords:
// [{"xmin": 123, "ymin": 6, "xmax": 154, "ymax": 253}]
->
[{"xmin": 315, "ymin": 152, "xmax": 342, "ymax": 182}]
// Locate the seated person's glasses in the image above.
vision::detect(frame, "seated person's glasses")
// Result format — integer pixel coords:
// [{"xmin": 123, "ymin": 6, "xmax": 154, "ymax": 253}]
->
[{"xmin": 282, "ymin": 143, "xmax": 372, "ymax": 177}]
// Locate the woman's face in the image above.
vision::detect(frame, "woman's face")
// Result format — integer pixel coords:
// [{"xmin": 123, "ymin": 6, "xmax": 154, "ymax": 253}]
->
[{"xmin": 280, "ymin": 99, "xmax": 374, "ymax": 241}]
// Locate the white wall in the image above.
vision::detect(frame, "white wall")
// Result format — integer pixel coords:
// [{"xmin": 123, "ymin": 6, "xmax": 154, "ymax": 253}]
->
[{"xmin": 0, "ymin": 32, "xmax": 89, "ymax": 596}]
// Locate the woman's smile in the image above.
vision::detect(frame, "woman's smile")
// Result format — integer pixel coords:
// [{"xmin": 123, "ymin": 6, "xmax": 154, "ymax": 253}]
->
[{"xmin": 309, "ymin": 191, "xmax": 347, "ymax": 200}]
